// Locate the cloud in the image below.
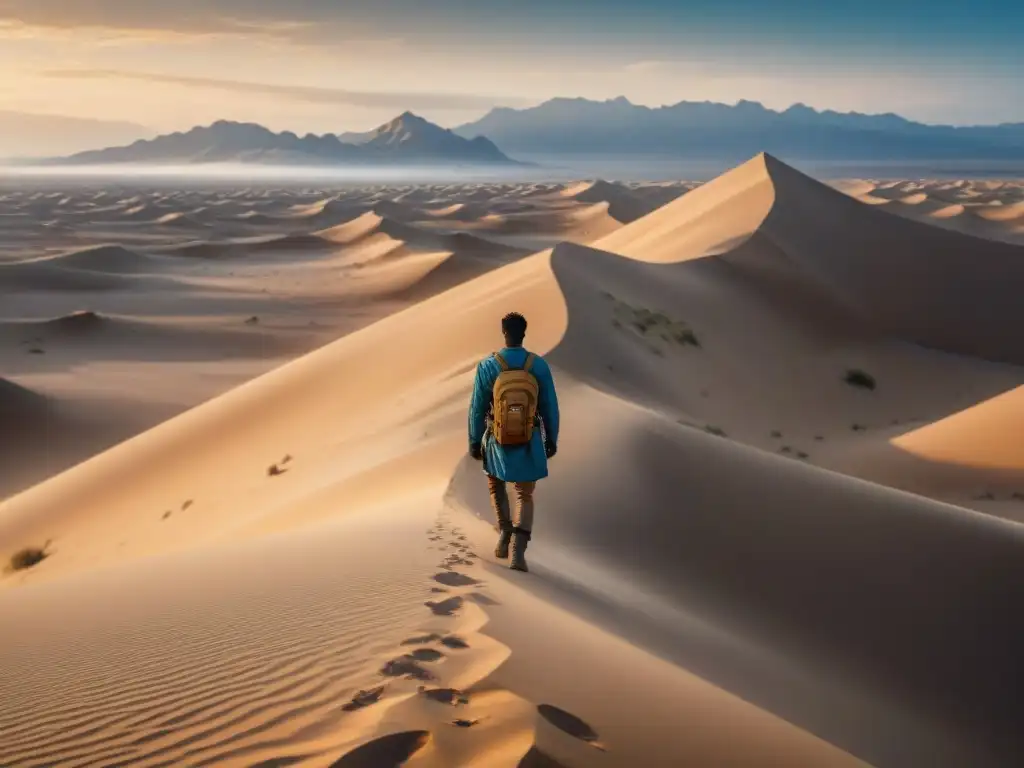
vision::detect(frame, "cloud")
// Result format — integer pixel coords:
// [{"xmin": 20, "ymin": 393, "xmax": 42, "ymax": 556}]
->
[
  {"xmin": 42, "ymin": 69, "xmax": 529, "ymax": 111},
  {"xmin": 0, "ymin": 1, "xmax": 380, "ymax": 44}
]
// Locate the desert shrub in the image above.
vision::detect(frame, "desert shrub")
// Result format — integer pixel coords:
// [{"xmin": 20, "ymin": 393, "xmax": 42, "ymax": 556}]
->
[
  {"xmin": 8, "ymin": 546, "xmax": 48, "ymax": 572},
  {"xmin": 671, "ymin": 325, "xmax": 700, "ymax": 347},
  {"xmin": 844, "ymin": 369, "xmax": 876, "ymax": 390},
  {"xmin": 633, "ymin": 308, "xmax": 656, "ymax": 332}
]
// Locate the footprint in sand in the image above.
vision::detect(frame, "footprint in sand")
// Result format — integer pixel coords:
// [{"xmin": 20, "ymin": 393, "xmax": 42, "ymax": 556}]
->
[
  {"xmin": 341, "ymin": 685, "xmax": 386, "ymax": 711},
  {"xmin": 433, "ymin": 571, "xmax": 480, "ymax": 587},
  {"xmin": 182, "ymin": 499, "xmax": 194, "ymax": 510},
  {"xmin": 537, "ymin": 704, "xmax": 605, "ymax": 750},
  {"xmin": 405, "ymin": 647, "xmax": 445, "ymax": 663},
  {"xmin": 328, "ymin": 731, "xmax": 430, "ymax": 768},
  {"xmin": 420, "ymin": 687, "xmax": 470, "ymax": 706},
  {"xmin": 425, "ymin": 596, "xmax": 464, "ymax": 616},
  {"xmin": 452, "ymin": 718, "xmax": 481, "ymax": 728},
  {"xmin": 430, "ymin": 587, "xmax": 449, "ymax": 594},
  {"xmin": 380, "ymin": 657, "xmax": 435, "ymax": 681},
  {"xmin": 440, "ymin": 635, "xmax": 470, "ymax": 650}
]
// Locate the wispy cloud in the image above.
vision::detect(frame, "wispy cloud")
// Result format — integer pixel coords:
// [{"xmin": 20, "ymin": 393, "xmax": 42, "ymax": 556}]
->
[
  {"xmin": 0, "ymin": 1, "xmax": 374, "ymax": 44},
  {"xmin": 42, "ymin": 68, "xmax": 529, "ymax": 111}
]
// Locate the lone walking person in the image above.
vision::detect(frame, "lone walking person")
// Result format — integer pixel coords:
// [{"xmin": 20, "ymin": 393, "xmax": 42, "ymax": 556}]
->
[{"xmin": 468, "ymin": 312, "xmax": 560, "ymax": 572}]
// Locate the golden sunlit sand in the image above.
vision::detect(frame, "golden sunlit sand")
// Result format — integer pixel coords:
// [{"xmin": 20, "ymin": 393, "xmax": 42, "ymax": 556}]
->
[{"xmin": 2, "ymin": 156, "xmax": 1023, "ymax": 767}]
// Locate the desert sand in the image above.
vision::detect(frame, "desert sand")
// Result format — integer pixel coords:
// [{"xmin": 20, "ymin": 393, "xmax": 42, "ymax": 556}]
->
[
  {"xmin": 0, "ymin": 178, "xmax": 687, "ymax": 498},
  {"xmin": 2, "ymin": 156, "xmax": 1023, "ymax": 767},
  {"xmin": 832, "ymin": 177, "xmax": 1024, "ymax": 245}
]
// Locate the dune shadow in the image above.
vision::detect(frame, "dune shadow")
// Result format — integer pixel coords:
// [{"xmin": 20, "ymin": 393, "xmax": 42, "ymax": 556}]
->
[
  {"xmin": 328, "ymin": 730, "xmax": 430, "ymax": 767},
  {"xmin": 249, "ymin": 755, "xmax": 315, "ymax": 768},
  {"xmin": 517, "ymin": 746, "xmax": 570, "ymax": 768},
  {"xmin": 537, "ymin": 704, "xmax": 602, "ymax": 747}
]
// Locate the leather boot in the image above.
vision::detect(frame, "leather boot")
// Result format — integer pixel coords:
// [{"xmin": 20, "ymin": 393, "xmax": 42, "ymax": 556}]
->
[
  {"xmin": 510, "ymin": 527, "xmax": 531, "ymax": 572},
  {"xmin": 495, "ymin": 523, "xmax": 513, "ymax": 559}
]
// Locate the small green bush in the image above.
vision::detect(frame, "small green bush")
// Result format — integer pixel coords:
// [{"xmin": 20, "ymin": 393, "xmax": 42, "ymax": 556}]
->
[
  {"xmin": 672, "ymin": 326, "xmax": 700, "ymax": 347},
  {"xmin": 844, "ymin": 369, "xmax": 876, "ymax": 390}
]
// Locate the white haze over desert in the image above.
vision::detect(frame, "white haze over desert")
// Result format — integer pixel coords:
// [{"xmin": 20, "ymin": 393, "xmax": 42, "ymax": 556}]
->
[{"xmin": 3, "ymin": 1, "xmax": 1024, "ymax": 765}]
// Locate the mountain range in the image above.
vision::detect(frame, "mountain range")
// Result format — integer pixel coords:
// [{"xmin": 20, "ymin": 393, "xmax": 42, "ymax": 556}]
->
[
  {"xmin": 43, "ymin": 112, "xmax": 513, "ymax": 166},
  {"xmin": 454, "ymin": 97, "xmax": 1024, "ymax": 160},
  {"xmin": 11, "ymin": 98, "xmax": 1024, "ymax": 167}
]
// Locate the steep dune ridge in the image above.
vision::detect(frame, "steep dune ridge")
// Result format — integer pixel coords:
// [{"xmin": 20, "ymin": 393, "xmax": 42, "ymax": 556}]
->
[
  {"xmin": 2, "ymin": 159, "xmax": 1023, "ymax": 767},
  {"xmin": 893, "ymin": 385, "xmax": 1024, "ymax": 470},
  {"xmin": 600, "ymin": 154, "xmax": 1024, "ymax": 364}
]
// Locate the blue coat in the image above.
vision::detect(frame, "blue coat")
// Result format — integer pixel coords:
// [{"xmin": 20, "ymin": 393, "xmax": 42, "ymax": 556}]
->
[{"xmin": 468, "ymin": 346, "xmax": 560, "ymax": 482}]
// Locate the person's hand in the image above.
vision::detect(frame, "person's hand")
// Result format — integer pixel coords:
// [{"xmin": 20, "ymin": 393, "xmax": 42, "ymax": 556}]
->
[
  {"xmin": 469, "ymin": 443, "xmax": 483, "ymax": 461},
  {"xmin": 545, "ymin": 439, "xmax": 557, "ymax": 459}
]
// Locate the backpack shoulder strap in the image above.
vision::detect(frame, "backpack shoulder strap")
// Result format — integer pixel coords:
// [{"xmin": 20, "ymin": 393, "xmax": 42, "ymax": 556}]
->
[
  {"xmin": 523, "ymin": 353, "xmax": 536, "ymax": 372},
  {"xmin": 494, "ymin": 352, "xmax": 509, "ymax": 372}
]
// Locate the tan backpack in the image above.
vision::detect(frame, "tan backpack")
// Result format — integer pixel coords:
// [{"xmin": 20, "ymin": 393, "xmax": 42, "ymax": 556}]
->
[{"xmin": 491, "ymin": 352, "xmax": 540, "ymax": 446}]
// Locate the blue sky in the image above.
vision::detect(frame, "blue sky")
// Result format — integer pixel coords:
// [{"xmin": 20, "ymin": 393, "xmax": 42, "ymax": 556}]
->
[{"xmin": 0, "ymin": 0, "xmax": 1021, "ymax": 131}]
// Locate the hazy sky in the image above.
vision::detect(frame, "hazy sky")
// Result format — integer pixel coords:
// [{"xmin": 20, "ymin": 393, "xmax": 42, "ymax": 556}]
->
[{"xmin": 1, "ymin": 0, "xmax": 1022, "ymax": 134}]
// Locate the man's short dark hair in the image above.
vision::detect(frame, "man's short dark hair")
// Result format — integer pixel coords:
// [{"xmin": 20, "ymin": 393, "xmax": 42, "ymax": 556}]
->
[{"xmin": 502, "ymin": 312, "xmax": 527, "ymax": 345}]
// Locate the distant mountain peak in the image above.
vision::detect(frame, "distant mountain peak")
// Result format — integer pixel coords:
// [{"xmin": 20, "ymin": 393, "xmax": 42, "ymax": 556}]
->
[{"xmin": 48, "ymin": 112, "xmax": 514, "ymax": 166}]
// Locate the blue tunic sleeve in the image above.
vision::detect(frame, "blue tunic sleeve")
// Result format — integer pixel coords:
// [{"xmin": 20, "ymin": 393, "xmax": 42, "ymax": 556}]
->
[
  {"xmin": 468, "ymin": 360, "xmax": 491, "ymax": 447},
  {"xmin": 537, "ymin": 360, "xmax": 560, "ymax": 446}
]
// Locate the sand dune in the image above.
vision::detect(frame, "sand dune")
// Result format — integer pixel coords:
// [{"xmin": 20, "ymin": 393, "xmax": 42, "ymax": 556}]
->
[
  {"xmin": 318, "ymin": 211, "xmax": 527, "ymax": 261},
  {"xmin": 0, "ymin": 312, "xmax": 301, "ymax": 361},
  {"xmin": 0, "ymin": 257, "xmax": 141, "ymax": 291},
  {"xmin": 2, "ymin": 159, "xmax": 1024, "ymax": 767},
  {"xmin": 19, "ymin": 244, "xmax": 155, "ymax": 273},
  {"xmin": 155, "ymin": 211, "xmax": 208, "ymax": 228},
  {"xmin": 0, "ymin": 376, "xmax": 48, "ymax": 428},
  {"xmin": 834, "ymin": 178, "xmax": 1024, "ymax": 245},
  {"xmin": 560, "ymin": 180, "xmax": 651, "ymax": 223},
  {"xmin": 893, "ymin": 385, "xmax": 1024, "ymax": 471}
]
